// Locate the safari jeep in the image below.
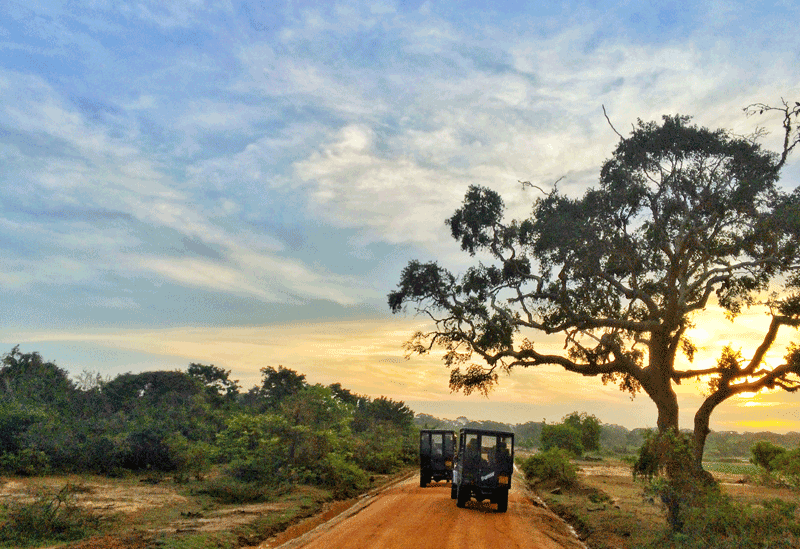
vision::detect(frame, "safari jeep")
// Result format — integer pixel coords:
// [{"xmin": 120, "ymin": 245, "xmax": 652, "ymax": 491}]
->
[
  {"xmin": 419, "ymin": 429, "xmax": 456, "ymax": 487},
  {"xmin": 451, "ymin": 428, "xmax": 514, "ymax": 512}
]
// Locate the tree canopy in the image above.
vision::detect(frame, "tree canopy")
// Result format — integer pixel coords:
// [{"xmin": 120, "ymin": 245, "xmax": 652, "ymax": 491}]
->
[{"xmin": 389, "ymin": 108, "xmax": 800, "ymax": 466}]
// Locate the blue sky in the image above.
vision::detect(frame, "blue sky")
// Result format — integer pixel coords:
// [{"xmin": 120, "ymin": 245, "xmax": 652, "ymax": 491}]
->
[{"xmin": 2, "ymin": 0, "xmax": 800, "ymax": 430}]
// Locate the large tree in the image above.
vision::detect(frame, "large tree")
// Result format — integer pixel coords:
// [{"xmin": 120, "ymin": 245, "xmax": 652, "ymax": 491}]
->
[{"xmin": 389, "ymin": 107, "xmax": 800, "ymax": 468}]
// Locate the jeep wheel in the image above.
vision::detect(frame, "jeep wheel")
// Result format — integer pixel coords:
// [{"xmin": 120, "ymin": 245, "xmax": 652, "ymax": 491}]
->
[
  {"xmin": 456, "ymin": 485, "xmax": 469, "ymax": 508},
  {"xmin": 496, "ymin": 490, "xmax": 508, "ymax": 512}
]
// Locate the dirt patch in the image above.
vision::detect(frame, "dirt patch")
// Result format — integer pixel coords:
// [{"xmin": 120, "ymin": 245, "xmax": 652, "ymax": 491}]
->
[
  {"xmin": 1, "ymin": 471, "xmax": 417, "ymax": 549},
  {"xmin": 0, "ymin": 475, "xmax": 188, "ymax": 514}
]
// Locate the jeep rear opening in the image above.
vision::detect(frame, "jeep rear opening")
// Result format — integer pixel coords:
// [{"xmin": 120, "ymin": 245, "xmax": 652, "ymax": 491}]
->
[
  {"xmin": 452, "ymin": 428, "xmax": 514, "ymax": 512},
  {"xmin": 419, "ymin": 429, "xmax": 456, "ymax": 487}
]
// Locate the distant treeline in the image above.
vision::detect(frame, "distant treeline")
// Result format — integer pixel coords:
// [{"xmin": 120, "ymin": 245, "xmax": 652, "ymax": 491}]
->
[
  {"xmin": 414, "ymin": 413, "xmax": 800, "ymax": 459},
  {"xmin": 0, "ymin": 346, "xmax": 417, "ymax": 497}
]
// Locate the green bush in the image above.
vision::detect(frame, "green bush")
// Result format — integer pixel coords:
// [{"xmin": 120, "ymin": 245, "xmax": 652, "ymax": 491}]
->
[
  {"xmin": 770, "ymin": 447, "xmax": 800, "ymax": 487},
  {"xmin": 749, "ymin": 440, "xmax": 787, "ymax": 472},
  {"xmin": 519, "ymin": 448, "xmax": 577, "ymax": 486},
  {"xmin": 313, "ymin": 453, "xmax": 369, "ymax": 499},
  {"xmin": 0, "ymin": 483, "xmax": 100, "ymax": 545},
  {"xmin": 0, "ymin": 448, "xmax": 50, "ymax": 476},
  {"xmin": 562, "ymin": 412, "xmax": 601, "ymax": 453},
  {"xmin": 633, "ymin": 429, "xmax": 718, "ymax": 532},
  {"xmin": 352, "ymin": 428, "xmax": 405, "ymax": 474},
  {"xmin": 225, "ymin": 457, "xmax": 285, "ymax": 485},
  {"xmin": 540, "ymin": 423, "xmax": 583, "ymax": 457},
  {"xmin": 164, "ymin": 433, "xmax": 213, "ymax": 482}
]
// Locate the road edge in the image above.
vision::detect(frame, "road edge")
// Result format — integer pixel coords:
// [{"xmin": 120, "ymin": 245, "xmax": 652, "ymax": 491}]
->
[{"xmin": 262, "ymin": 470, "xmax": 416, "ymax": 549}]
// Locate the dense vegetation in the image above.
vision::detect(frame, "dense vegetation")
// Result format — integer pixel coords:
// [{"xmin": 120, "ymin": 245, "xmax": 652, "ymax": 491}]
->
[
  {"xmin": 415, "ymin": 411, "xmax": 800, "ymax": 460},
  {"xmin": 0, "ymin": 346, "xmax": 417, "ymax": 499}
]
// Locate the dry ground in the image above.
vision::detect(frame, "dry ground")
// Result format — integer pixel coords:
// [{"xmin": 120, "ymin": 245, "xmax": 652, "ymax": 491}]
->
[
  {"xmin": 0, "ymin": 472, "xmax": 400, "ymax": 549},
  {"xmin": 537, "ymin": 459, "xmax": 800, "ymax": 549}
]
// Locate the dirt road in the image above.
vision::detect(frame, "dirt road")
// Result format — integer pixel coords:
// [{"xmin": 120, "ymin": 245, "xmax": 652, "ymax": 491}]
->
[{"xmin": 265, "ymin": 476, "xmax": 586, "ymax": 549}]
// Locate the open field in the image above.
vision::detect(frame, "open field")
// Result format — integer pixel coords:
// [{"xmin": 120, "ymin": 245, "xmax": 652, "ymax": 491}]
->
[
  {"xmin": 536, "ymin": 458, "xmax": 800, "ymax": 549},
  {"xmin": 0, "ymin": 469, "xmax": 413, "ymax": 549}
]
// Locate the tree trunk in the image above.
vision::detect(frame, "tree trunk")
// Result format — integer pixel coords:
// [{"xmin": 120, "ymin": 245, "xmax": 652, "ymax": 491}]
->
[
  {"xmin": 693, "ymin": 389, "xmax": 729, "ymax": 469},
  {"xmin": 655, "ymin": 393, "xmax": 679, "ymax": 433},
  {"xmin": 647, "ymin": 329, "xmax": 680, "ymax": 433}
]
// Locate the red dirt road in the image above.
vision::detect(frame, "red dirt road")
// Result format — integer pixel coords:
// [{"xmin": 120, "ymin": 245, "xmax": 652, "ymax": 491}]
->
[{"xmin": 266, "ymin": 476, "xmax": 586, "ymax": 549}]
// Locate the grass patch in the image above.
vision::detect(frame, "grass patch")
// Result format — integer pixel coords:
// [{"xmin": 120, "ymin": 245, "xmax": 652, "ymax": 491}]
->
[
  {"xmin": 230, "ymin": 486, "xmax": 330, "ymax": 546},
  {"xmin": 702, "ymin": 461, "xmax": 759, "ymax": 476},
  {"xmin": 542, "ymin": 482, "xmax": 661, "ymax": 549},
  {"xmin": 148, "ymin": 532, "xmax": 238, "ymax": 549},
  {"xmin": 0, "ymin": 483, "xmax": 103, "ymax": 547},
  {"xmin": 195, "ymin": 476, "xmax": 289, "ymax": 504},
  {"xmin": 530, "ymin": 458, "xmax": 800, "ymax": 549}
]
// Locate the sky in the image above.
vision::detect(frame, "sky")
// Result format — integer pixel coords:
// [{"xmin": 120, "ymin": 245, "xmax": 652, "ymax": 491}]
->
[{"xmin": 2, "ymin": 0, "xmax": 800, "ymax": 432}]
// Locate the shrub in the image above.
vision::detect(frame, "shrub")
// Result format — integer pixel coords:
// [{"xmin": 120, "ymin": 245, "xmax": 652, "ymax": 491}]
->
[
  {"xmin": 164, "ymin": 433, "xmax": 213, "ymax": 482},
  {"xmin": 771, "ymin": 447, "xmax": 800, "ymax": 487},
  {"xmin": 0, "ymin": 448, "xmax": 50, "ymax": 476},
  {"xmin": 0, "ymin": 483, "xmax": 100, "ymax": 545},
  {"xmin": 633, "ymin": 429, "xmax": 718, "ymax": 532},
  {"xmin": 519, "ymin": 448, "xmax": 577, "ymax": 487},
  {"xmin": 313, "ymin": 453, "xmax": 369, "ymax": 499},
  {"xmin": 352, "ymin": 428, "xmax": 405, "ymax": 474},
  {"xmin": 225, "ymin": 457, "xmax": 284, "ymax": 485},
  {"xmin": 749, "ymin": 440, "xmax": 787, "ymax": 472},
  {"xmin": 540, "ymin": 424, "xmax": 583, "ymax": 457},
  {"xmin": 122, "ymin": 427, "xmax": 174, "ymax": 471},
  {"xmin": 562, "ymin": 412, "xmax": 601, "ymax": 453}
]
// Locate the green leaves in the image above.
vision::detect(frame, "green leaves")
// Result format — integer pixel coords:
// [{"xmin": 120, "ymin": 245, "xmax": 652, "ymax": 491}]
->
[
  {"xmin": 388, "ymin": 260, "xmax": 455, "ymax": 313},
  {"xmin": 447, "ymin": 185, "xmax": 505, "ymax": 255}
]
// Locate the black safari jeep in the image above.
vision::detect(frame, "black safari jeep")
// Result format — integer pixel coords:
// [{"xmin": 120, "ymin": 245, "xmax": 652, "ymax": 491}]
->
[
  {"xmin": 419, "ymin": 429, "xmax": 456, "ymax": 487},
  {"xmin": 451, "ymin": 428, "xmax": 514, "ymax": 512}
]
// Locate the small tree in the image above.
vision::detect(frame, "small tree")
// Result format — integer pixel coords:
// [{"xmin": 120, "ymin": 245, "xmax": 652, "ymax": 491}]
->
[
  {"xmin": 563, "ymin": 412, "xmax": 601, "ymax": 453},
  {"xmin": 187, "ymin": 363, "xmax": 240, "ymax": 404},
  {"xmin": 540, "ymin": 423, "xmax": 583, "ymax": 456},
  {"xmin": 750, "ymin": 440, "xmax": 787, "ymax": 472},
  {"xmin": 247, "ymin": 366, "xmax": 307, "ymax": 410}
]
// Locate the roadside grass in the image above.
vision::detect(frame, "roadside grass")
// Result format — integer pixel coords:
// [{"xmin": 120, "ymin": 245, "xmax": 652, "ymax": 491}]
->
[
  {"xmin": 534, "ymin": 459, "xmax": 664, "ymax": 549},
  {"xmin": 146, "ymin": 485, "xmax": 330, "ymax": 549},
  {"xmin": 528, "ymin": 457, "xmax": 800, "ymax": 549}
]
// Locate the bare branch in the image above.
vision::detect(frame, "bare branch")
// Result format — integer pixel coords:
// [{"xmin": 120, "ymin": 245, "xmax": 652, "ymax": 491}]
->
[
  {"xmin": 520, "ymin": 177, "xmax": 563, "ymax": 194},
  {"xmin": 744, "ymin": 97, "xmax": 800, "ymax": 170},
  {"xmin": 603, "ymin": 104, "xmax": 625, "ymax": 139}
]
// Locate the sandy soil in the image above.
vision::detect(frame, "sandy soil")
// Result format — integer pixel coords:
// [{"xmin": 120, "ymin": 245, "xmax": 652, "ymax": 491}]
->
[{"xmin": 263, "ymin": 476, "xmax": 587, "ymax": 549}]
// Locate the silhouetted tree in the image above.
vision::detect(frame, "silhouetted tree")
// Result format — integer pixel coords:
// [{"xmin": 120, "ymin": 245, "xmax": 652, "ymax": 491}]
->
[
  {"xmin": 389, "ymin": 110, "xmax": 800, "ymax": 472},
  {"xmin": 250, "ymin": 366, "xmax": 307, "ymax": 410}
]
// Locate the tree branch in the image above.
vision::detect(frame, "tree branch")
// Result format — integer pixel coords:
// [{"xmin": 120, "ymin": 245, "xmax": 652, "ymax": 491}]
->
[{"xmin": 603, "ymin": 105, "xmax": 624, "ymax": 140}]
